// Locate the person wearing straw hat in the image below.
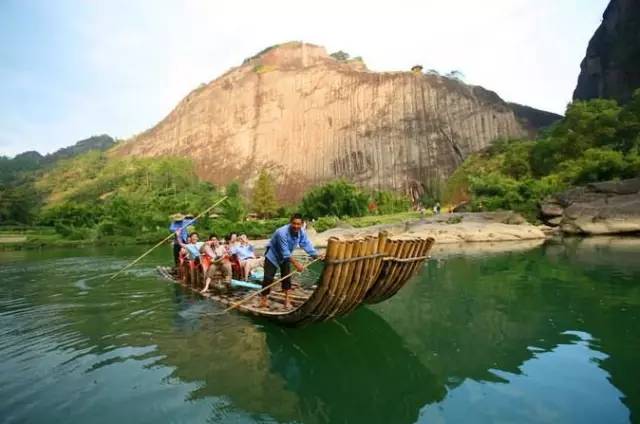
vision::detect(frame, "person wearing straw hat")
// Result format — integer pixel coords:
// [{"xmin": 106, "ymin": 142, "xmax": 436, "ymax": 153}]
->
[{"xmin": 169, "ymin": 213, "xmax": 195, "ymax": 267}]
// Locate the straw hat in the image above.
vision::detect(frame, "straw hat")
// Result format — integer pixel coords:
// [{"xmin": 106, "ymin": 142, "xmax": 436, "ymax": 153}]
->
[{"xmin": 170, "ymin": 213, "xmax": 186, "ymax": 221}]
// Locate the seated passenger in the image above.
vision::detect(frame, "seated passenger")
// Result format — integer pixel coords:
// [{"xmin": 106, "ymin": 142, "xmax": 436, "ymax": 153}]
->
[
  {"xmin": 226, "ymin": 233, "xmax": 239, "ymax": 251},
  {"xmin": 233, "ymin": 234, "xmax": 264, "ymax": 280},
  {"xmin": 200, "ymin": 234, "xmax": 232, "ymax": 293},
  {"xmin": 175, "ymin": 231, "xmax": 204, "ymax": 262}
]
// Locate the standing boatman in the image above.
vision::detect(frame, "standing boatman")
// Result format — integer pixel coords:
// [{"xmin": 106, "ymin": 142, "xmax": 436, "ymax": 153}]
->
[
  {"xmin": 260, "ymin": 213, "xmax": 320, "ymax": 309},
  {"xmin": 169, "ymin": 213, "xmax": 195, "ymax": 267}
]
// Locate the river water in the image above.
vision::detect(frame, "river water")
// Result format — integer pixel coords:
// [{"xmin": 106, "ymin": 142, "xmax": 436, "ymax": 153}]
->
[{"xmin": 0, "ymin": 238, "xmax": 639, "ymax": 423}]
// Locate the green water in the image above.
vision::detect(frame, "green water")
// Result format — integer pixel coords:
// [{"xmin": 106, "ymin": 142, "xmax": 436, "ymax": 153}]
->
[{"xmin": 1, "ymin": 238, "xmax": 639, "ymax": 424}]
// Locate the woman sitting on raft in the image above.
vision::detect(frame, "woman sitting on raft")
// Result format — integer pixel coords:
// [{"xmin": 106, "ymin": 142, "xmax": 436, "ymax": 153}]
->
[
  {"xmin": 200, "ymin": 234, "xmax": 233, "ymax": 294},
  {"xmin": 232, "ymin": 234, "xmax": 264, "ymax": 280}
]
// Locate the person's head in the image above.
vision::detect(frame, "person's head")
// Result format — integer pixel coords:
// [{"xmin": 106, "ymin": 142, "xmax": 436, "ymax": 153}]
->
[
  {"xmin": 189, "ymin": 232, "xmax": 199, "ymax": 243},
  {"xmin": 228, "ymin": 233, "xmax": 237, "ymax": 244},
  {"xmin": 289, "ymin": 213, "xmax": 304, "ymax": 233},
  {"xmin": 239, "ymin": 234, "xmax": 248, "ymax": 244},
  {"xmin": 207, "ymin": 234, "xmax": 219, "ymax": 246}
]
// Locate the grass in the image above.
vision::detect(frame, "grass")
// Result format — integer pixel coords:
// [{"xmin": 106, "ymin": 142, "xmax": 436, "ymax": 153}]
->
[
  {"xmin": 0, "ymin": 227, "xmax": 162, "ymax": 250},
  {"xmin": 345, "ymin": 211, "xmax": 424, "ymax": 228}
]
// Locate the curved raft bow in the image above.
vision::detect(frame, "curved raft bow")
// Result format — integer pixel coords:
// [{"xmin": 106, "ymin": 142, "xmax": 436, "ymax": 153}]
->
[{"xmin": 157, "ymin": 231, "xmax": 435, "ymax": 326}]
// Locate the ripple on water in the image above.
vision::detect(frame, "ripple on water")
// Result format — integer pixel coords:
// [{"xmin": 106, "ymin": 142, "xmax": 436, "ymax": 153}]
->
[{"xmin": 1, "ymin": 243, "xmax": 639, "ymax": 423}]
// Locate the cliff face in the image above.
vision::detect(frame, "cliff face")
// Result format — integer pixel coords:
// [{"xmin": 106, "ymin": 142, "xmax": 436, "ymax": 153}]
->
[
  {"xmin": 115, "ymin": 42, "xmax": 534, "ymax": 202},
  {"xmin": 573, "ymin": 0, "xmax": 640, "ymax": 104}
]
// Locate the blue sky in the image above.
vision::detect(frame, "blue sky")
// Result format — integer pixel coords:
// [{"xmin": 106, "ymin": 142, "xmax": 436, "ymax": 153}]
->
[{"xmin": 0, "ymin": 0, "xmax": 609, "ymax": 157}]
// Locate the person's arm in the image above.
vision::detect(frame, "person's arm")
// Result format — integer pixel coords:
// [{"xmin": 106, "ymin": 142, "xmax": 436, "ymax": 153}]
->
[
  {"xmin": 278, "ymin": 233, "xmax": 308, "ymax": 272},
  {"xmin": 299, "ymin": 230, "xmax": 318, "ymax": 259},
  {"xmin": 202, "ymin": 244, "xmax": 215, "ymax": 258},
  {"xmin": 175, "ymin": 230, "xmax": 186, "ymax": 247}
]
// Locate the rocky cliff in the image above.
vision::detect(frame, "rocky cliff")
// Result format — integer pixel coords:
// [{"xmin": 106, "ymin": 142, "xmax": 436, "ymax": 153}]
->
[
  {"xmin": 115, "ymin": 42, "xmax": 545, "ymax": 202},
  {"xmin": 573, "ymin": 0, "xmax": 640, "ymax": 104}
]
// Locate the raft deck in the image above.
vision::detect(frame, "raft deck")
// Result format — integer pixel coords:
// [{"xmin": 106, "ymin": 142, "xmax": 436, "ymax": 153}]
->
[{"xmin": 158, "ymin": 232, "xmax": 435, "ymax": 325}]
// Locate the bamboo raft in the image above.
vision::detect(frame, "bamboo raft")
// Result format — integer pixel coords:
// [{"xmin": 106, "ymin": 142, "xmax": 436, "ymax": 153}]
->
[{"xmin": 157, "ymin": 232, "xmax": 435, "ymax": 325}]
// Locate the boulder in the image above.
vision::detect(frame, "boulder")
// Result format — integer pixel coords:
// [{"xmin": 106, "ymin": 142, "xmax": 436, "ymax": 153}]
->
[{"xmin": 540, "ymin": 177, "xmax": 640, "ymax": 235}]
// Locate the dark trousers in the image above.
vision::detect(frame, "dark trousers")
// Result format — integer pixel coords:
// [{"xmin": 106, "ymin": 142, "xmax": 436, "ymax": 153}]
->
[
  {"xmin": 262, "ymin": 258, "xmax": 291, "ymax": 296},
  {"xmin": 173, "ymin": 243, "xmax": 181, "ymax": 266}
]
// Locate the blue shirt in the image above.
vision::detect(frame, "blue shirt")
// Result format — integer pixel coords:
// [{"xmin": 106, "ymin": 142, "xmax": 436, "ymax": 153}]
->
[
  {"xmin": 184, "ymin": 242, "xmax": 204, "ymax": 260},
  {"xmin": 232, "ymin": 244, "xmax": 255, "ymax": 261},
  {"xmin": 265, "ymin": 224, "xmax": 317, "ymax": 266},
  {"xmin": 169, "ymin": 218, "xmax": 196, "ymax": 244}
]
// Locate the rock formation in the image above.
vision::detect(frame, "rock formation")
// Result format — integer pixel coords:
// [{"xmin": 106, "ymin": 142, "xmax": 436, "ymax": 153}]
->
[
  {"xmin": 507, "ymin": 103, "xmax": 561, "ymax": 131},
  {"xmin": 573, "ymin": 0, "xmax": 640, "ymax": 104},
  {"xmin": 540, "ymin": 178, "xmax": 640, "ymax": 235},
  {"xmin": 114, "ymin": 42, "xmax": 551, "ymax": 202}
]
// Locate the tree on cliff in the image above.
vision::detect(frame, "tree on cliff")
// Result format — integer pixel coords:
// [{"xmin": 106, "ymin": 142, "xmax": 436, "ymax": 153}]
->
[
  {"xmin": 330, "ymin": 50, "xmax": 350, "ymax": 61},
  {"xmin": 251, "ymin": 170, "xmax": 277, "ymax": 218}
]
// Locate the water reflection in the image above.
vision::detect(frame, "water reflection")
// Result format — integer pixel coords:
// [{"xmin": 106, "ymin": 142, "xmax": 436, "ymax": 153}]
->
[
  {"xmin": 0, "ymin": 240, "xmax": 638, "ymax": 423},
  {"xmin": 417, "ymin": 331, "xmax": 628, "ymax": 423}
]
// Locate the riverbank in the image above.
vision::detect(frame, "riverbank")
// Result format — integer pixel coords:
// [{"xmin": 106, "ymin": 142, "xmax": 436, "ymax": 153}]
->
[
  {"xmin": 5, "ymin": 210, "xmax": 636, "ymax": 253},
  {"xmin": 310, "ymin": 211, "xmax": 546, "ymax": 248},
  {"xmin": 240, "ymin": 211, "xmax": 547, "ymax": 251},
  {"xmin": 0, "ymin": 211, "xmax": 548, "ymax": 251},
  {"xmin": 0, "ymin": 212, "xmax": 422, "ymax": 250}
]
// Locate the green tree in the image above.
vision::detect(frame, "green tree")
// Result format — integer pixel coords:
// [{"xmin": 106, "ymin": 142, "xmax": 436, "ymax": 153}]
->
[
  {"xmin": 222, "ymin": 181, "xmax": 245, "ymax": 222},
  {"xmin": 330, "ymin": 50, "xmax": 350, "ymax": 61},
  {"xmin": 251, "ymin": 170, "xmax": 277, "ymax": 218},
  {"xmin": 300, "ymin": 180, "xmax": 369, "ymax": 219}
]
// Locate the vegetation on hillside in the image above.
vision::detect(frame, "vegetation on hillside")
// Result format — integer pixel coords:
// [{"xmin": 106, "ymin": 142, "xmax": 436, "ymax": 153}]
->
[
  {"xmin": 5, "ymin": 91, "xmax": 639, "ymax": 248},
  {"xmin": 443, "ymin": 91, "xmax": 640, "ymax": 220},
  {"xmin": 0, "ymin": 147, "xmax": 415, "ymax": 247}
]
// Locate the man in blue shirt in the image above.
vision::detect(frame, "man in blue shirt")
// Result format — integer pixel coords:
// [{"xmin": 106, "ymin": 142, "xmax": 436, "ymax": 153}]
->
[
  {"xmin": 169, "ymin": 213, "xmax": 196, "ymax": 266},
  {"xmin": 260, "ymin": 213, "xmax": 319, "ymax": 309}
]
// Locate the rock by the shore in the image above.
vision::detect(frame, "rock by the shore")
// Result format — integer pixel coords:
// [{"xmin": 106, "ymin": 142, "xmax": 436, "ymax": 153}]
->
[
  {"xmin": 306, "ymin": 212, "xmax": 545, "ymax": 248},
  {"xmin": 540, "ymin": 178, "xmax": 640, "ymax": 235}
]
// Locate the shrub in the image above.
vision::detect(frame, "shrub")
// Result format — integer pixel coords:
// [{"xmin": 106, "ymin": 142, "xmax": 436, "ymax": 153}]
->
[
  {"xmin": 300, "ymin": 180, "xmax": 369, "ymax": 219},
  {"xmin": 312, "ymin": 216, "xmax": 340, "ymax": 233},
  {"xmin": 373, "ymin": 190, "xmax": 411, "ymax": 214}
]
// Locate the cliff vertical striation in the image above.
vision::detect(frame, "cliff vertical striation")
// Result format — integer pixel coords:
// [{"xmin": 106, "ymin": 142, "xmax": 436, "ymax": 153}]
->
[{"xmin": 115, "ymin": 42, "xmax": 537, "ymax": 201}]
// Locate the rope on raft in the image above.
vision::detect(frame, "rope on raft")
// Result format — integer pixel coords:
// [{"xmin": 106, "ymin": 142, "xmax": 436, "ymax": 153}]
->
[
  {"xmin": 322, "ymin": 251, "xmax": 431, "ymax": 265},
  {"xmin": 382, "ymin": 254, "xmax": 431, "ymax": 263},
  {"xmin": 323, "ymin": 252, "xmax": 386, "ymax": 264}
]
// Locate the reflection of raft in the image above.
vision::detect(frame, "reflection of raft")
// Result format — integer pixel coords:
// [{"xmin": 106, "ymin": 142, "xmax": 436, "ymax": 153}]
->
[{"xmin": 157, "ymin": 232, "xmax": 434, "ymax": 325}]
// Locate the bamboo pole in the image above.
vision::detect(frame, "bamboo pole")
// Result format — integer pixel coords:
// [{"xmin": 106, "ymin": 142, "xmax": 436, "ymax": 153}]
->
[
  {"xmin": 383, "ymin": 238, "xmax": 421, "ymax": 299},
  {"xmin": 107, "ymin": 196, "xmax": 228, "ymax": 281},
  {"xmin": 216, "ymin": 257, "xmax": 322, "ymax": 315},
  {"xmin": 318, "ymin": 239, "xmax": 353, "ymax": 318},
  {"xmin": 371, "ymin": 239, "xmax": 408, "ymax": 302},
  {"xmin": 293, "ymin": 237, "xmax": 341, "ymax": 325},
  {"xmin": 351, "ymin": 236, "xmax": 377, "ymax": 310},
  {"xmin": 371, "ymin": 239, "xmax": 400, "ymax": 295},
  {"xmin": 343, "ymin": 236, "xmax": 374, "ymax": 313},
  {"xmin": 329, "ymin": 239, "xmax": 363, "ymax": 317},
  {"xmin": 309, "ymin": 239, "xmax": 347, "ymax": 320},
  {"xmin": 382, "ymin": 239, "xmax": 416, "ymax": 298}
]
